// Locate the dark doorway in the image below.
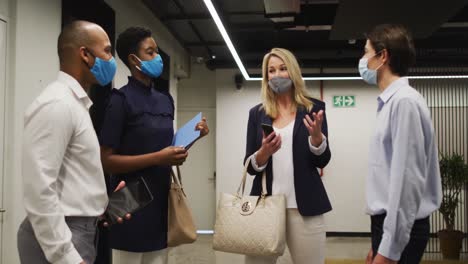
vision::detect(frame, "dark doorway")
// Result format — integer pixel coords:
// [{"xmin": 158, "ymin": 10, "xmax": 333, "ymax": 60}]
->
[
  {"xmin": 62, "ymin": 0, "xmax": 115, "ymax": 133},
  {"xmin": 62, "ymin": 1, "xmax": 115, "ymax": 263}
]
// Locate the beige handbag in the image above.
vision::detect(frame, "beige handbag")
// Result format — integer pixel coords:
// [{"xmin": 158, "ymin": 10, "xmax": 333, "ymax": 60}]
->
[
  {"xmin": 213, "ymin": 157, "xmax": 286, "ymax": 257},
  {"xmin": 167, "ymin": 166, "xmax": 197, "ymax": 247}
]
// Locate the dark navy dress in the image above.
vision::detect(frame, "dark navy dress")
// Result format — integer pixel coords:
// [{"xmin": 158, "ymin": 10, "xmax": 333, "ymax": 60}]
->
[{"xmin": 99, "ymin": 77, "xmax": 174, "ymax": 252}]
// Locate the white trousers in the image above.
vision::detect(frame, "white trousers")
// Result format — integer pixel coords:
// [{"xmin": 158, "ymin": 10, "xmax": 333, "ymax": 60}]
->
[
  {"xmin": 112, "ymin": 248, "xmax": 169, "ymax": 264},
  {"xmin": 245, "ymin": 209, "xmax": 326, "ymax": 264}
]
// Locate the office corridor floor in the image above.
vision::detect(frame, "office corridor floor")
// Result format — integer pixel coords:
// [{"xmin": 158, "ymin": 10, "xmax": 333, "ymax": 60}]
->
[{"xmin": 167, "ymin": 236, "xmax": 468, "ymax": 264}]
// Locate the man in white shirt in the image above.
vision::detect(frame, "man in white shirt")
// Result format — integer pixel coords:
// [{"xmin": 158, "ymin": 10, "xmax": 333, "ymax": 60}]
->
[
  {"xmin": 17, "ymin": 20, "xmax": 121, "ymax": 264},
  {"xmin": 360, "ymin": 24, "xmax": 442, "ymax": 264}
]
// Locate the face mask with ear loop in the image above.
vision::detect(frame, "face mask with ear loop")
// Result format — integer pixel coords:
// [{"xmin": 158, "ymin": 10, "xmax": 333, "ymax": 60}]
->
[
  {"xmin": 133, "ymin": 54, "xmax": 164, "ymax": 78},
  {"xmin": 268, "ymin": 76, "xmax": 293, "ymax": 94},
  {"xmin": 85, "ymin": 48, "xmax": 117, "ymax": 86},
  {"xmin": 358, "ymin": 51, "xmax": 384, "ymax": 85}
]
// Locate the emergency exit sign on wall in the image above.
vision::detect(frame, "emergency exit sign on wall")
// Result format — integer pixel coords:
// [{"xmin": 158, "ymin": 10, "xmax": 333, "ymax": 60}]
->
[{"xmin": 333, "ymin": 95, "xmax": 355, "ymax": 107}]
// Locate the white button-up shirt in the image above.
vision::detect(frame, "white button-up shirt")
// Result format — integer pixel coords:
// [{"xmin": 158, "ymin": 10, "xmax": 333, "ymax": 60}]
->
[
  {"xmin": 366, "ymin": 77, "xmax": 442, "ymax": 260},
  {"xmin": 22, "ymin": 71, "xmax": 109, "ymax": 264}
]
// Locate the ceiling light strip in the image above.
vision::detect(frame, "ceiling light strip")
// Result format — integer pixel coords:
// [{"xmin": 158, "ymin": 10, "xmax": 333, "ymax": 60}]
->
[
  {"xmin": 203, "ymin": 0, "xmax": 249, "ymax": 80},
  {"xmin": 248, "ymin": 76, "xmax": 468, "ymax": 81},
  {"xmin": 408, "ymin": 75, "xmax": 468, "ymax": 79},
  {"xmin": 203, "ymin": 0, "xmax": 468, "ymax": 82}
]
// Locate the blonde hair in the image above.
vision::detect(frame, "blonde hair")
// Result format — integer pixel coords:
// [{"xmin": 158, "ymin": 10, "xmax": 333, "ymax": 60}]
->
[{"xmin": 261, "ymin": 48, "xmax": 313, "ymax": 118}]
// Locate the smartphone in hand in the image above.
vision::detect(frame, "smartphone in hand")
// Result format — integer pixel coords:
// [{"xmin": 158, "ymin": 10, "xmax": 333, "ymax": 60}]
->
[
  {"xmin": 261, "ymin": 123, "xmax": 274, "ymax": 137},
  {"xmin": 104, "ymin": 177, "xmax": 153, "ymax": 225}
]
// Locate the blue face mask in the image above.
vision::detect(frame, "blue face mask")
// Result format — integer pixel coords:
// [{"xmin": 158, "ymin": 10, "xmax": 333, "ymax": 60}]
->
[
  {"xmin": 87, "ymin": 50, "xmax": 117, "ymax": 86},
  {"xmin": 358, "ymin": 52, "xmax": 383, "ymax": 85},
  {"xmin": 134, "ymin": 54, "xmax": 164, "ymax": 78}
]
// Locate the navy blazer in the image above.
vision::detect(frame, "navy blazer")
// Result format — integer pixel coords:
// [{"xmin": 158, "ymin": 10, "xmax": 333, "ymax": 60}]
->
[{"xmin": 244, "ymin": 98, "xmax": 332, "ymax": 216}]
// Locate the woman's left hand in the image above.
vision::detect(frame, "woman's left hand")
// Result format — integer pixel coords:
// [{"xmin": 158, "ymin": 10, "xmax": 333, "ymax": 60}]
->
[
  {"xmin": 303, "ymin": 110, "xmax": 324, "ymax": 147},
  {"xmin": 195, "ymin": 117, "xmax": 209, "ymax": 138}
]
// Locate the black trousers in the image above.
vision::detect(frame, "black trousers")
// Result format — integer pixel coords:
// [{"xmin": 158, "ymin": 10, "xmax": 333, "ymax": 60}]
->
[
  {"xmin": 94, "ymin": 173, "xmax": 113, "ymax": 264},
  {"xmin": 94, "ymin": 224, "xmax": 112, "ymax": 264},
  {"xmin": 371, "ymin": 214, "xmax": 430, "ymax": 264}
]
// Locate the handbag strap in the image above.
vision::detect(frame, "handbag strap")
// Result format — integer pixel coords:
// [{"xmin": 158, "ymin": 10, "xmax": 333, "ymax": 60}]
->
[
  {"xmin": 170, "ymin": 166, "xmax": 183, "ymax": 187},
  {"xmin": 260, "ymin": 169, "xmax": 267, "ymax": 197},
  {"xmin": 236, "ymin": 157, "xmax": 250, "ymax": 196},
  {"xmin": 236, "ymin": 156, "xmax": 268, "ymax": 197}
]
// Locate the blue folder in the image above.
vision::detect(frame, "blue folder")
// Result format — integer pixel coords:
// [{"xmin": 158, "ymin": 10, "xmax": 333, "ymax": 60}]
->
[{"xmin": 172, "ymin": 112, "xmax": 202, "ymax": 149}]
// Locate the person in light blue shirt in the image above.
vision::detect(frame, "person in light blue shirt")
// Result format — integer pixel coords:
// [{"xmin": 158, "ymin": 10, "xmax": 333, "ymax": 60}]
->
[{"xmin": 360, "ymin": 24, "xmax": 442, "ymax": 264}]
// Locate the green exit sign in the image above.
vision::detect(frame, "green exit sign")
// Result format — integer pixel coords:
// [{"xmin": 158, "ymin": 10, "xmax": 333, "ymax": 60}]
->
[{"xmin": 333, "ymin": 96, "xmax": 355, "ymax": 107}]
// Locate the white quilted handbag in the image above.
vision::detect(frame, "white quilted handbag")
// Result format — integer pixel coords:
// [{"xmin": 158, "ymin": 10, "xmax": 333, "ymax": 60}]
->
[{"xmin": 212, "ymin": 156, "xmax": 286, "ymax": 257}]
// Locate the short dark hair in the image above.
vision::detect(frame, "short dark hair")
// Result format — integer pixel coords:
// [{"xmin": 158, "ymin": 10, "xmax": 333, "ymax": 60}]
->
[
  {"xmin": 366, "ymin": 24, "xmax": 415, "ymax": 76},
  {"xmin": 116, "ymin": 27, "xmax": 152, "ymax": 68}
]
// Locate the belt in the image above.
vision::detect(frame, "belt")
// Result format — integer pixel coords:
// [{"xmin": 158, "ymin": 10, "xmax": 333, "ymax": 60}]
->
[{"xmin": 65, "ymin": 216, "xmax": 99, "ymax": 227}]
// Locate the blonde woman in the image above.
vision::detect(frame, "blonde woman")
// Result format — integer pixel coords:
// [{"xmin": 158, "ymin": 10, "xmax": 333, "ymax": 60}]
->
[{"xmin": 244, "ymin": 48, "xmax": 332, "ymax": 264}]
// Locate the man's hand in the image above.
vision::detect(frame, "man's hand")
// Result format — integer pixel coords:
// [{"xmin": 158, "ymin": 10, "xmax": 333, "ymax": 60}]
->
[
  {"xmin": 101, "ymin": 181, "xmax": 131, "ymax": 227},
  {"xmin": 366, "ymin": 248, "xmax": 373, "ymax": 264},
  {"xmin": 372, "ymin": 253, "xmax": 397, "ymax": 264}
]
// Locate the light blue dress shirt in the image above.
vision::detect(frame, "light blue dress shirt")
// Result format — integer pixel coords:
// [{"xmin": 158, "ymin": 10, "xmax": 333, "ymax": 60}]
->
[{"xmin": 366, "ymin": 77, "xmax": 442, "ymax": 260}]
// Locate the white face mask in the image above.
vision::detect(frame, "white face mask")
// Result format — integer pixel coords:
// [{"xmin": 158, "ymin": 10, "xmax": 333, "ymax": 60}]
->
[{"xmin": 358, "ymin": 52, "xmax": 384, "ymax": 85}]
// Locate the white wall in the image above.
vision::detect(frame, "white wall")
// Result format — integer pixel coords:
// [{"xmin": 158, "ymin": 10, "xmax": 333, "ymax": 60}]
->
[
  {"xmin": 215, "ymin": 69, "xmax": 261, "ymax": 200},
  {"xmin": 0, "ymin": 1, "xmax": 189, "ymax": 263},
  {"xmin": 2, "ymin": 1, "xmax": 61, "ymax": 263},
  {"xmin": 0, "ymin": 0, "xmax": 10, "ymax": 261},
  {"xmin": 177, "ymin": 62, "xmax": 218, "ymax": 230},
  {"xmin": 0, "ymin": 0, "xmax": 8, "ymax": 19},
  {"xmin": 321, "ymin": 81, "xmax": 379, "ymax": 232},
  {"xmin": 215, "ymin": 69, "xmax": 381, "ymax": 233},
  {"xmin": 178, "ymin": 62, "xmax": 216, "ymax": 109}
]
